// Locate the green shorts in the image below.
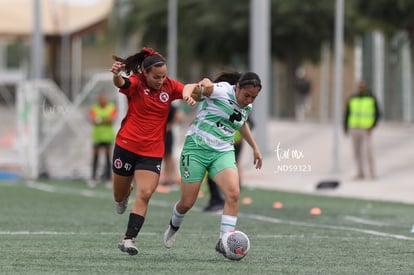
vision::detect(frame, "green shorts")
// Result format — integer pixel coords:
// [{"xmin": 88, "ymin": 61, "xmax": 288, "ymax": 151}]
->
[{"xmin": 180, "ymin": 136, "xmax": 237, "ymax": 183}]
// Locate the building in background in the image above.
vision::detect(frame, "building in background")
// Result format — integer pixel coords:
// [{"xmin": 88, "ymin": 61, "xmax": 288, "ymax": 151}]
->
[{"xmin": 0, "ymin": 0, "xmax": 113, "ymax": 99}]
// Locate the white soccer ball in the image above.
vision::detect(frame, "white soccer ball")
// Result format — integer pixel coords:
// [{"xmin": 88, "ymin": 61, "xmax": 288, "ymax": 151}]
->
[{"xmin": 221, "ymin": 230, "xmax": 250, "ymax": 261}]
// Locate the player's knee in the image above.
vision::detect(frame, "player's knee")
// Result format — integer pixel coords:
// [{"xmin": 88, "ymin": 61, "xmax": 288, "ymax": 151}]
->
[
  {"xmin": 178, "ymin": 199, "xmax": 195, "ymax": 213},
  {"xmin": 225, "ymin": 191, "xmax": 240, "ymax": 205},
  {"xmin": 137, "ymin": 189, "xmax": 154, "ymax": 203}
]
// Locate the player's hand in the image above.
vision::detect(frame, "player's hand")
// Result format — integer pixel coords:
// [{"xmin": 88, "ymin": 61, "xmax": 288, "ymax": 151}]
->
[
  {"xmin": 197, "ymin": 78, "xmax": 214, "ymax": 97},
  {"xmin": 183, "ymin": 84, "xmax": 198, "ymax": 105},
  {"xmin": 183, "ymin": 95, "xmax": 196, "ymax": 106},
  {"xmin": 253, "ymin": 149, "xmax": 263, "ymax": 169},
  {"xmin": 110, "ymin": 61, "xmax": 125, "ymax": 76}
]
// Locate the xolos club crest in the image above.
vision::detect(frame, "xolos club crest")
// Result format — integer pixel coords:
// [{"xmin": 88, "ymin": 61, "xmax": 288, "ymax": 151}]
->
[{"xmin": 159, "ymin": 91, "xmax": 169, "ymax": 103}]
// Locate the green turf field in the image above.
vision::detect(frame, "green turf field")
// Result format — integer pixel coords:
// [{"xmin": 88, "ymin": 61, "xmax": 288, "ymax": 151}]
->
[{"xmin": 0, "ymin": 180, "xmax": 413, "ymax": 275}]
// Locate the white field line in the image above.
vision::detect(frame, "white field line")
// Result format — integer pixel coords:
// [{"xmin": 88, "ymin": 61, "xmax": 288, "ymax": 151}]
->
[
  {"xmin": 26, "ymin": 181, "xmax": 110, "ymax": 199},
  {"xmin": 344, "ymin": 215, "xmax": 394, "ymax": 227},
  {"xmin": 241, "ymin": 213, "xmax": 414, "ymax": 241},
  {"xmin": 12, "ymin": 181, "xmax": 414, "ymax": 241},
  {"xmin": 0, "ymin": 231, "xmax": 155, "ymax": 236}
]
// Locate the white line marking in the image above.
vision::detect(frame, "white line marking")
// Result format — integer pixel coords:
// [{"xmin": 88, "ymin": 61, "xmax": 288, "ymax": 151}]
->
[
  {"xmin": 242, "ymin": 213, "xmax": 414, "ymax": 241},
  {"xmin": 0, "ymin": 231, "xmax": 155, "ymax": 236},
  {"xmin": 25, "ymin": 181, "xmax": 110, "ymax": 199},
  {"xmin": 344, "ymin": 215, "xmax": 393, "ymax": 227},
  {"xmin": 27, "ymin": 181, "xmax": 56, "ymax": 192},
  {"xmin": 21, "ymin": 181, "xmax": 414, "ymax": 241}
]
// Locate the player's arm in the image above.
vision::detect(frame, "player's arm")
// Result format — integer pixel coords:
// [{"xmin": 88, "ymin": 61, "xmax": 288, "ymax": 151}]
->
[
  {"xmin": 111, "ymin": 55, "xmax": 125, "ymax": 87},
  {"xmin": 189, "ymin": 78, "xmax": 214, "ymax": 102},
  {"xmin": 238, "ymin": 122, "xmax": 263, "ymax": 169},
  {"xmin": 182, "ymin": 84, "xmax": 198, "ymax": 106},
  {"xmin": 110, "ymin": 59, "xmax": 126, "ymax": 88}
]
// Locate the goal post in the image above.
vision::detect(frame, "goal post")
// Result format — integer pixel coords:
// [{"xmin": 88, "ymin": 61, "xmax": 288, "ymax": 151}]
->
[
  {"xmin": 16, "ymin": 73, "xmax": 118, "ymax": 180},
  {"xmin": 16, "ymin": 81, "xmax": 40, "ymax": 179}
]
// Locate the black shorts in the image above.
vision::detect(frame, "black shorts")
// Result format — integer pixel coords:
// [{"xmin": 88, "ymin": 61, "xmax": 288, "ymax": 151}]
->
[{"xmin": 112, "ymin": 144, "xmax": 162, "ymax": 176}]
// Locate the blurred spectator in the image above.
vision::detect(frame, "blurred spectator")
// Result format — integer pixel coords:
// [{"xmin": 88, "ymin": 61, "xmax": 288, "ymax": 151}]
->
[
  {"xmin": 344, "ymin": 80, "xmax": 381, "ymax": 180},
  {"xmin": 294, "ymin": 68, "xmax": 312, "ymax": 121},
  {"xmin": 89, "ymin": 92, "xmax": 117, "ymax": 187}
]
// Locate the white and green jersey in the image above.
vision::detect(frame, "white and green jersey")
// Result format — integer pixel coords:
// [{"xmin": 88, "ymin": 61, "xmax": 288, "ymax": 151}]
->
[{"xmin": 186, "ymin": 82, "xmax": 252, "ymax": 151}]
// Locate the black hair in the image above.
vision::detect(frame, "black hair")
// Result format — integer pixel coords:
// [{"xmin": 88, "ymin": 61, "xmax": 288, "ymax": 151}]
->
[
  {"xmin": 213, "ymin": 72, "xmax": 242, "ymax": 85},
  {"xmin": 112, "ymin": 47, "xmax": 166, "ymax": 75},
  {"xmin": 238, "ymin": 72, "xmax": 262, "ymax": 91}
]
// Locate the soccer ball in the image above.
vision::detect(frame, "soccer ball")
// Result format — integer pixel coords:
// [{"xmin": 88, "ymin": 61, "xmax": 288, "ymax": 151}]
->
[{"xmin": 221, "ymin": 230, "xmax": 250, "ymax": 261}]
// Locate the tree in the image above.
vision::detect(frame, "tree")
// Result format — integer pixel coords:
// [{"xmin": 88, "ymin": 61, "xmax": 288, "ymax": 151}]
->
[
  {"xmin": 270, "ymin": 0, "xmax": 335, "ymax": 116},
  {"xmin": 112, "ymin": 0, "xmax": 358, "ymax": 117},
  {"xmin": 354, "ymin": 0, "xmax": 414, "ymax": 37},
  {"xmin": 352, "ymin": 0, "xmax": 414, "ymax": 120}
]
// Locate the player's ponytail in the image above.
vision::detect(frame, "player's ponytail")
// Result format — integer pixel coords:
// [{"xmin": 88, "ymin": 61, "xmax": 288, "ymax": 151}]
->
[{"xmin": 112, "ymin": 47, "xmax": 166, "ymax": 75}]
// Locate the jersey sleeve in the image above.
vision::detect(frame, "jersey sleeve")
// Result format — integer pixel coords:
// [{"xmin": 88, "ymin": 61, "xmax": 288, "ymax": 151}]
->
[
  {"xmin": 210, "ymin": 82, "xmax": 232, "ymax": 99},
  {"xmin": 169, "ymin": 78, "xmax": 184, "ymax": 100},
  {"xmin": 119, "ymin": 74, "xmax": 139, "ymax": 96}
]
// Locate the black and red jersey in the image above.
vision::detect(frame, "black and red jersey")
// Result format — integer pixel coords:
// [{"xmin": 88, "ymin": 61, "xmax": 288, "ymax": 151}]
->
[{"xmin": 116, "ymin": 74, "xmax": 184, "ymax": 157}]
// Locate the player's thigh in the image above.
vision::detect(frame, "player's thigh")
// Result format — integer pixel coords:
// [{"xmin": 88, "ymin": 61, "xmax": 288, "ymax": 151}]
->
[
  {"xmin": 213, "ymin": 168, "xmax": 240, "ymax": 198},
  {"xmin": 179, "ymin": 181, "xmax": 202, "ymax": 207},
  {"xmin": 134, "ymin": 170, "xmax": 160, "ymax": 199},
  {"xmin": 210, "ymin": 151, "xmax": 239, "ymax": 196},
  {"xmin": 209, "ymin": 150, "xmax": 237, "ymax": 180}
]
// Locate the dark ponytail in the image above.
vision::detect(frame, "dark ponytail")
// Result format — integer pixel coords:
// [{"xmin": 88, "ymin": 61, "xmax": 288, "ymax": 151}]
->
[
  {"xmin": 213, "ymin": 71, "xmax": 242, "ymax": 85},
  {"xmin": 112, "ymin": 47, "xmax": 166, "ymax": 75}
]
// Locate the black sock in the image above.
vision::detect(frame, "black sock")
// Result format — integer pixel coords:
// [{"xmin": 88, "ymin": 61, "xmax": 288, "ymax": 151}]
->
[{"xmin": 125, "ymin": 213, "xmax": 145, "ymax": 239}]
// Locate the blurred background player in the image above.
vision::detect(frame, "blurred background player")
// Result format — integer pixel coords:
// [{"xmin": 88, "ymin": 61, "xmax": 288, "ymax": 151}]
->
[
  {"xmin": 294, "ymin": 67, "xmax": 312, "ymax": 122},
  {"xmin": 88, "ymin": 92, "xmax": 117, "ymax": 187}
]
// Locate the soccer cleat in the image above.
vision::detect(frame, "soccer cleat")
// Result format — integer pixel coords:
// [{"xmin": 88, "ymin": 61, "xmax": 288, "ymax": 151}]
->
[
  {"xmin": 116, "ymin": 198, "xmax": 128, "ymax": 214},
  {"xmin": 116, "ymin": 184, "xmax": 133, "ymax": 214},
  {"xmin": 163, "ymin": 223, "xmax": 179, "ymax": 248},
  {"xmin": 118, "ymin": 238, "xmax": 138, "ymax": 256},
  {"xmin": 215, "ymin": 239, "xmax": 225, "ymax": 255}
]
